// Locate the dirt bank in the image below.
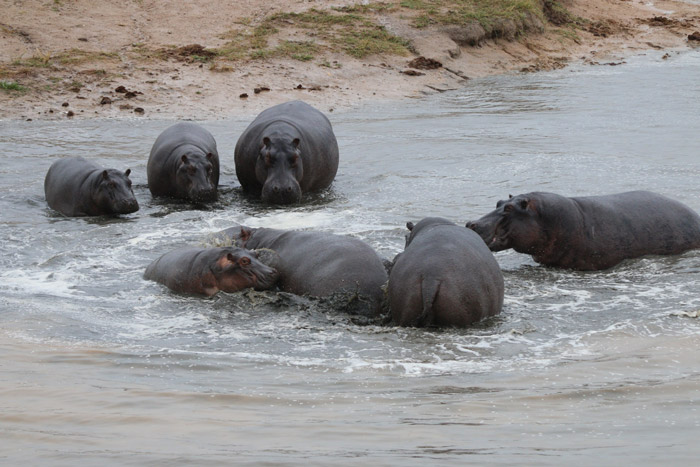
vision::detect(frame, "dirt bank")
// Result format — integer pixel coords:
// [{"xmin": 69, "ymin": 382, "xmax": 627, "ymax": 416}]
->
[{"xmin": 1, "ymin": 0, "xmax": 699, "ymax": 120}]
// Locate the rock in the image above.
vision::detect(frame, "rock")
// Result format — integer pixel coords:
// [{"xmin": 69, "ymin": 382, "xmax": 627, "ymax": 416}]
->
[
  {"xmin": 66, "ymin": 110, "xmax": 74, "ymax": 117},
  {"xmin": 61, "ymin": 102, "xmax": 69, "ymax": 107},
  {"xmin": 115, "ymin": 85, "xmax": 127, "ymax": 93},
  {"xmin": 99, "ymin": 96, "xmax": 112, "ymax": 105},
  {"xmin": 239, "ymin": 93, "xmax": 248, "ymax": 98},
  {"xmin": 134, "ymin": 107, "xmax": 144, "ymax": 114},
  {"xmin": 401, "ymin": 70, "xmax": 425, "ymax": 76},
  {"xmin": 254, "ymin": 86, "xmax": 270, "ymax": 94},
  {"xmin": 689, "ymin": 31, "xmax": 700, "ymax": 42},
  {"xmin": 444, "ymin": 22, "xmax": 486, "ymax": 47}
]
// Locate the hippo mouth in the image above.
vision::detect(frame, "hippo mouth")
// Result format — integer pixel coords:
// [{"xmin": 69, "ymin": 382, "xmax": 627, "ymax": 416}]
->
[
  {"xmin": 188, "ymin": 187, "xmax": 217, "ymax": 202},
  {"xmin": 468, "ymin": 217, "xmax": 510, "ymax": 251},
  {"xmin": 252, "ymin": 267, "xmax": 279, "ymax": 290}
]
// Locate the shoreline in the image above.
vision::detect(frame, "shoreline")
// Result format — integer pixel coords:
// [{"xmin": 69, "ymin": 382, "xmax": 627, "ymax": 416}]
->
[{"xmin": 1, "ymin": 0, "xmax": 699, "ymax": 121}]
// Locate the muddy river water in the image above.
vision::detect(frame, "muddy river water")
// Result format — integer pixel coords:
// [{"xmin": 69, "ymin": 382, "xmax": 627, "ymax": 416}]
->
[{"xmin": 1, "ymin": 50, "xmax": 699, "ymax": 464}]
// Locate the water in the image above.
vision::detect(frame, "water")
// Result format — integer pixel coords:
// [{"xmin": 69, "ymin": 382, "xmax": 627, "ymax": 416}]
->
[{"xmin": 1, "ymin": 50, "xmax": 700, "ymax": 464}]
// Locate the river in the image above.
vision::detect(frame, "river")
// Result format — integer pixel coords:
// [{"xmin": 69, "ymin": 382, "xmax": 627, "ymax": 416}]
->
[{"xmin": 1, "ymin": 49, "xmax": 699, "ymax": 465}]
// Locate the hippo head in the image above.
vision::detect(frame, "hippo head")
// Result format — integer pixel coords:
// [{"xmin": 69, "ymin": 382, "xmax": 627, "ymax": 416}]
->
[
  {"xmin": 256, "ymin": 136, "xmax": 303, "ymax": 204},
  {"xmin": 212, "ymin": 247, "xmax": 279, "ymax": 293},
  {"xmin": 466, "ymin": 194, "xmax": 545, "ymax": 254},
  {"xmin": 176, "ymin": 152, "xmax": 219, "ymax": 202},
  {"xmin": 404, "ymin": 217, "xmax": 455, "ymax": 247},
  {"xmin": 94, "ymin": 169, "xmax": 139, "ymax": 215}
]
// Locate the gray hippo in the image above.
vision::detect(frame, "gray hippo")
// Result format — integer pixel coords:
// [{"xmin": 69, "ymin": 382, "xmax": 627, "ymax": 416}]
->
[
  {"xmin": 44, "ymin": 157, "xmax": 139, "ymax": 217},
  {"xmin": 147, "ymin": 122, "xmax": 220, "ymax": 202},
  {"xmin": 388, "ymin": 217, "xmax": 504, "ymax": 328},
  {"xmin": 234, "ymin": 100, "xmax": 339, "ymax": 204},
  {"xmin": 466, "ymin": 191, "xmax": 700, "ymax": 271},
  {"xmin": 144, "ymin": 246, "xmax": 278, "ymax": 296},
  {"xmin": 210, "ymin": 224, "xmax": 387, "ymax": 315}
]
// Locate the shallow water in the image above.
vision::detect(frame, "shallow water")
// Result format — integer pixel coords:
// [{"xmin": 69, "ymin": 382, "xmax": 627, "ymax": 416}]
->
[{"xmin": 1, "ymin": 50, "xmax": 700, "ymax": 464}]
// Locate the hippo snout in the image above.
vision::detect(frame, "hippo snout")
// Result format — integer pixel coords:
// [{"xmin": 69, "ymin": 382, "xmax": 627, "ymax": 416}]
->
[
  {"xmin": 261, "ymin": 181, "xmax": 302, "ymax": 205},
  {"xmin": 114, "ymin": 198, "xmax": 139, "ymax": 214},
  {"xmin": 188, "ymin": 186, "xmax": 217, "ymax": 202},
  {"xmin": 254, "ymin": 265, "xmax": 279, "ymax": 290}
]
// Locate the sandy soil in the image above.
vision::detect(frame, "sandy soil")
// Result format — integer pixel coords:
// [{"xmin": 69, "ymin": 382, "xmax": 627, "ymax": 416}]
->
[{"xmin": 1, "ymin": 0, "xmax": 699, "ymax": 120}]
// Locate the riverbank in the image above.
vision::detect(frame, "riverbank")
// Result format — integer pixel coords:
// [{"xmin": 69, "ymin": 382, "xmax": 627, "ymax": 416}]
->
[{"xmin": 1, "ymin": 0, "xmax": 699, "ymax": 120}]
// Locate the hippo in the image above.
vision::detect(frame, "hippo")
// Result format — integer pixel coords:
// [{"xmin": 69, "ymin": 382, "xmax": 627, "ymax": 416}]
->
[
  {"xmin": 147, "ymin": 122, "xmax": 220, "ymax": 202},
  {"xmin": 466, "ymin": 191, "xmax": 700, "ymax": 271},
  {"xmin": 144, "ymin": 246, "xmax": 278, "ymax": 296},
  {"xmin": 44, "ymin": 157, "xmax": 139, "ymax": 217},
  {"xmin": 210, "ymin": 225, "xmax": 387, "ymax": 315},
  {"xmin": 234, "ymin": 100, "xmax": 339, "ymax": 204},
  {"xmin": 388, "ymin": 217, "xmax": 504, "ymax": 328}
]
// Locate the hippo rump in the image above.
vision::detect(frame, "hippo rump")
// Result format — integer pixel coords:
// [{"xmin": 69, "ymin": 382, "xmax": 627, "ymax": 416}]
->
[
  {"xmin": 466, "ymin": 191, "xmax": 700, "ymax": 271},
  {"xmin": 210, "ymin": 225, "xmax": 387, "ymax": 316},
  {"xmin": 44, "ymin": 157, "xmax": 139, "ymax": 217},
  {"xmin": 147, "ymin": 122, "xmax": 220, "ymax": 202},
  {"xmin": 388, "ymin": 217, "xmax": 504, "ymax": 328},
  {"xmin": 234, "ymin": 100, "xmax": 339, "ymax": 204},
  {"xmin": 144, "ymin": 246, "xmax": 278, "ymax": 296}
]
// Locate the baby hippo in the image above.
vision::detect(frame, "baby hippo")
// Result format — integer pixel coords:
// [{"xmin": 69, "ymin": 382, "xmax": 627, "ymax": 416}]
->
[
  {"xmin": 388, "ymin": 217, "xmax": 504, "ymax": 327},
  {"xmin": 144, "ymin": 246, "xmax": 278, "ymax": 296},
  {"xmin": 147, "ymin": 122, "xmax": 220, "ymax": 202},
  {"xmin": 44, "ymin": 157, "xmax": 139, "ymax": 217}
]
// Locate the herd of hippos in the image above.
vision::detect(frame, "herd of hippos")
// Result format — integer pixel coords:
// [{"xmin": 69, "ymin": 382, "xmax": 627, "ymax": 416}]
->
[{"xmin": 43, "ymin": 100, "xmax": 700, "ymax": 328}]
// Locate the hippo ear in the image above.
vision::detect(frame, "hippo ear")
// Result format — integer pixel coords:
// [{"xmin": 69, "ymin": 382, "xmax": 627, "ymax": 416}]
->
[
  {"xmin": 406, "ymin": 221, "xmax": 414, "ymax": 231},
  {"xmin": 101, "ymin": 170, "xmax": 109, "ymax": 180},
  {"xmin": 181, "ymin": 154, "xmax": 189, "ymax": 164},
  {"xmin": 508, "ymin": 194, "xmax": 513, "ymax": 199},
  {"xmin": 292, "ymin": 138, "xmax": 300, "ymax": 149},
  {"xmin": 262, "ymin": 137, "xmax": 271, "ymax": 148},
  {"xmin": 206, "ymin": 152, "xmax": 214, "ymax": 160},
  {"xmin": 239, "ymin": 227, "xmax": 252, "ymax": 244},
  {"xmin": 125, "ymin": 168, "xmax": 131, "ymax": 177}
]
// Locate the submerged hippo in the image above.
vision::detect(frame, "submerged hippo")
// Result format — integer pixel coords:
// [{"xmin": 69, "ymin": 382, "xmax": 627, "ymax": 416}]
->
[
  {"xmin": 210, "ymin": 225, "xmax": 387, "ymax": 315},
  {"xmin": 388, "ymin": 217, "xmax": 504, "ymax": 328},
  {"xmin": 147, "ymin": 122, "xmax": 220, "ymax": 202},
  {"xmin": 234, "ymin": 100, "xmax": 339, "ymax": 204},
  {"xmin": 44, "ymin": 157, "xmax": 139, "ymax": 217},
  {"xmin": 144, "ymin": 246, "xmax": 278, "ymax": 296},
  {"xmin": 466, "ymin": 191, "xmax": 700, "ymax": 271}
]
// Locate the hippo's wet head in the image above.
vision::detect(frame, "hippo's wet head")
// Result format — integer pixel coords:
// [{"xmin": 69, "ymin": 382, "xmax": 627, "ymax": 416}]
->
[
  {"xmin": 213, "ymin": 247, "xmax": 279, "ymax": 292},
  {"xmin": 256, "ymin": 136, "xmax": 303, "ymax": 205},
  {"xmin": 95, "ymin": 168, "xmax": 139, "ymax": 215},
  {"xmin": 176, "ymin": 152, "xmax": 218, "ymax": 202},
  {"xmin": 466, "ymin": 194, "xmax": 545, "ymax": 253}
]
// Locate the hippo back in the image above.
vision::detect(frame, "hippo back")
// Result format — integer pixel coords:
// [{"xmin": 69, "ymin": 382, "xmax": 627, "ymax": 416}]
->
[{"xmin": 389, "ymin": 219, "xmax": 504, "ymax": 327}]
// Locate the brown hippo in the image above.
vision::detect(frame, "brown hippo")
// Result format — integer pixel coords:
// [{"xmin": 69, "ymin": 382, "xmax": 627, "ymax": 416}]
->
[
  {"xmin": 144, "ymin": 246, "xmax": 278, "ymax": 296},
  {"xmin": 234, "ymin": 100, "xmax": 339, "ymax": 204},
  {"xmin": 466, "ymin": 191, "xmax": 700, "ymax": 271},
  {"xmin": 388, "ymin": 217, "xmax": 504, "ymax": 328},
  {"xmin": 44, "ymin": 157, "xmax": 139, "ymax": 217},
  {"xmin": 147, "ymin": 122, "xmax": 220, "ymax": 202},
  {"xmin": 210, "ymin": 225, "xmax": 387, "ymax": 316}
]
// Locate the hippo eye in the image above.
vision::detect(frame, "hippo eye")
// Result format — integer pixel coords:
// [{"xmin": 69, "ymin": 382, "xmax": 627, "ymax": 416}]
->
[
  {"xmin": 188, "ymin": 166, "xmax": 196, "ymax": 175},
  {"xmin": 518, "ymin": 199, "xmax": 528, "ymax": 210},
  {"xmin": 239, "ymin": 257, "xmax": 251, "ymax": 266},
  {"xmin": 289, "ymin": 154, "xmax": 298, "ymax": 166},
  {"xmin": 264, "ymin": 153, "xmax": 272, "ymax": 167}
]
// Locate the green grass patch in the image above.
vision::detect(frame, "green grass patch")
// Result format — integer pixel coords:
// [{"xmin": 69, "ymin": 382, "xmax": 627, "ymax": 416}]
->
[
  {"xmin": 217, "ymin": 6, "xmax": 411, "ymax": 61},
  {"xmin": 398, "ymin": 0, "xmax": 544, "ymax": 29},
  {"xmin": 0, "ymin": 80, "xmax": 27, "ymax": 91}
]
